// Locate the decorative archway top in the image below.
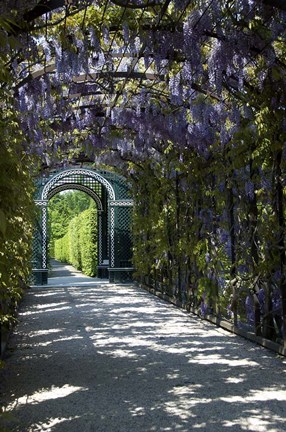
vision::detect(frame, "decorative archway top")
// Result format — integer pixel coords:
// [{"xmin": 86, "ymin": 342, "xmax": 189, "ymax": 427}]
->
[
  {"xmin": 41, "ymin": 168, "xmax": 116, "ymax": 201},
  {"xmin": 47, "ymin": 183, "xmax": 103, "ymax": 212}
]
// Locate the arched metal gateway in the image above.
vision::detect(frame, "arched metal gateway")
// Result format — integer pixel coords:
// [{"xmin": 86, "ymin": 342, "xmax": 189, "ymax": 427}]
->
[{"xmin": 31, "ymin": 168, "xmax": 134, "ymax": 284}]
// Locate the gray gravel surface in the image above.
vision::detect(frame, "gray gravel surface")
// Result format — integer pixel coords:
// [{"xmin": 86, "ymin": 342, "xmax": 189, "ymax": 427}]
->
[{"xmin": 1, "ymin": 263, "xmax": 286, "ymax": 432}]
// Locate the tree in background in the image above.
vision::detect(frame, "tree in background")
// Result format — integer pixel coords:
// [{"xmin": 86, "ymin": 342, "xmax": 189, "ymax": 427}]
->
[
  {"xmin": 48, "ymin": 190, "xmax": 95, "ymax": 255},
  {"xmin": 49, "ymin": 191, "xmax": 98, "ymax": 277}
]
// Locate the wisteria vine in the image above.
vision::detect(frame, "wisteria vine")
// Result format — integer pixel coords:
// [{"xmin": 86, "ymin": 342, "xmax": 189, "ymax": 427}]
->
[{"xmin": 1, "ymin": 0, "xmax": 286, "ymax": 346}]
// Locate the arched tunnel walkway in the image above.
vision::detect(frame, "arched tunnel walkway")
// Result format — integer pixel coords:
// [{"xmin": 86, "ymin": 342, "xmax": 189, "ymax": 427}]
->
[{"xmin": 1, "ymin": 265, "xmax": 286, "ymax": 432}]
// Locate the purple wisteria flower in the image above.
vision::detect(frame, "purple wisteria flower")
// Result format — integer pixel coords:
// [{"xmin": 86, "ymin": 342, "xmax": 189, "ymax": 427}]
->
[
  {"xmin": 245, "ymin": 295, "xmax": 255, "ymax": 326},
  {"xmin": 245, "ymin": 180, "xmax": 255, "ymax": 200}
]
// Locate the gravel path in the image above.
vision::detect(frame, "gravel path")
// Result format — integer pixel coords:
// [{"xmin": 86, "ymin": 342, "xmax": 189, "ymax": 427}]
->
[{"xmin": 1, "ymin": 263, "xmax": 286, "ymax": 432}]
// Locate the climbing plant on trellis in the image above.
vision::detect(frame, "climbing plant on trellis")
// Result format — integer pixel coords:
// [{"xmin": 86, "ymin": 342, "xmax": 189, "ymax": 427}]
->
[{"xmin": 0, "ymin": 0, "xmax": 286, "ymax": 348}]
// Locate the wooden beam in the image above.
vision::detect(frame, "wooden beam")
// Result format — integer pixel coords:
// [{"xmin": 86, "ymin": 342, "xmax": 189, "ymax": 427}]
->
[
  {"xmin": 72, "ymin": 71, "xmax": 165, "ymax": 82},
  {"xmin": 29, "ymin": 63, "xmax": 165, "ymax": 82},
  {"xmin": 23, "ymin": 0, "xmax": 66, "ymax": 22}
]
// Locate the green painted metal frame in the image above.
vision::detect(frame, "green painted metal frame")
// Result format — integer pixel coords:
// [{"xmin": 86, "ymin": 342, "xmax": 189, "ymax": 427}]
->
[{"xmin": 32, "ymin": 167, "xmax": 133, "ymax": 284}]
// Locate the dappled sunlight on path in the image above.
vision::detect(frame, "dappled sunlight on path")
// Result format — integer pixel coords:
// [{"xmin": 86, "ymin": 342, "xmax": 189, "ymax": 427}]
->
[
  {"xmin": 35, "ymin": 260, "xmax": 110, "ymax": 288},
  {"xmin": 1, "ymin": 278, "xmax": 286, "ymax": 431}
]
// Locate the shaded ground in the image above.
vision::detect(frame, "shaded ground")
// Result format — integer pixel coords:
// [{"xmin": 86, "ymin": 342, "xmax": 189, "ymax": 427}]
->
[
  {"xmin": 44, "ymin": 260, "xmax": 109, "ymax": 287},
  {"xmin": 1, "ymin": 261, "xmax": 286, "ymax": 431}
]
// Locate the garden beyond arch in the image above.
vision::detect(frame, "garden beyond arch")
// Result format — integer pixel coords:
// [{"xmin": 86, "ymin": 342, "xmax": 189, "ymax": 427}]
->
[{"xmin": 32, "ymin": 168, "xmax": 134, "ymax": 285}]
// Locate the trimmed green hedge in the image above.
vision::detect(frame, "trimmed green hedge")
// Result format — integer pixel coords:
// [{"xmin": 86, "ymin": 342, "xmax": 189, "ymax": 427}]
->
[
  {"xmin": 0, "ymin": 116, "xmax": 35, "ymax": 329},
  {"xmin": 54, "ymin": 232, "xmax": 70, "ymax": 264},
  {"xmin": 54, "ymin": 208, "xmax": 97, "ymax": 276}
]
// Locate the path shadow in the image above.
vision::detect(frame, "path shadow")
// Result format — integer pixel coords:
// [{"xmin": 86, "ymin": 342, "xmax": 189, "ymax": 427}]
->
[{"xmin": 37, "ymin": 259, "xmax": 109, "ymax": 287}]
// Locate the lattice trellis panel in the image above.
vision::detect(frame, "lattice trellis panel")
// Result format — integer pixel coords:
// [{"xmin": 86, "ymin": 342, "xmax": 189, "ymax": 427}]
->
[
  {"xmin": 99, "ymin": 170, "xmax": 132, "ymax": 200},
  {"xmin": 42, "ymin": 170, "xmax": 108, "ymax": 200},
  {"xmin": 113, "ymin": 206, "xmax": 133, "ymax": 268},
  {"xmin": 31, "ymin": 203, "xmax": 48, "ymax": 285},
  {"xmin": 31, "ymin": 219, "xmax": 43, "ymax": 269},
  {"xmin": 48, "ymin": 183, "xmax": 103, "ymax": 211}
]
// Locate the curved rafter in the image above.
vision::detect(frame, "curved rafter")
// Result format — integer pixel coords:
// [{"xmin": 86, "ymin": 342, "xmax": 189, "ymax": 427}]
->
[
  {"xmin": 2, "ymin": 0, "xmax": 285, "ymax": 170},
  {"xmin": 47, "ymin": 183, "xmax": 104, "ymax": 211},
  {"xmin": 42, "ymin": 168, "xmax": 116, "ymax": 200},
  {"xmin": 5, "ymin": 0, "xmax": 284, "ymax": 38}
]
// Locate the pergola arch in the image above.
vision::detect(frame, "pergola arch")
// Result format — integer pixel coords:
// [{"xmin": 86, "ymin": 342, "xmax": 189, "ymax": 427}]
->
[
  {"xmin": 32, "ymin": 167, "xmax": 133, "ymax": 285},
  {"xmin": 1, "ymin": 0, "xmax": 286, "ymax": 349},
  {"xmin": 47, "ymin": 183, "xmax": 104, "ymax": 211},
  {"xmin": 42, "ymin": 168, "xmax": 116, "ymax": 201}
]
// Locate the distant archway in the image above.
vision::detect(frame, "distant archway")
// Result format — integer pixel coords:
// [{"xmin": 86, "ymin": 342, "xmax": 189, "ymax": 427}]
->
[
  {"xmin": 32, "ymin": 168, "xmax": 134, "ymax": 284},
  {"xmin": 47, "ymin": 184, "xmax": 104, "ymax": 211}
]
